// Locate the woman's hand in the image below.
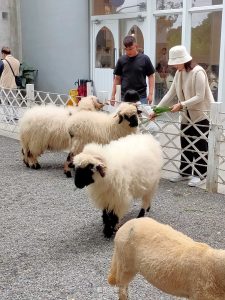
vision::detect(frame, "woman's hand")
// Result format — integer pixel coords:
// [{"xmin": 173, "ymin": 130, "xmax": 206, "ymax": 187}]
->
[
  {"xmin": 149, "ymin": 112, "xmax": 157, "ymax": 120},
  {"xmin": 171, "ymin": 103, "xmax": 183, "ymax": 112}
]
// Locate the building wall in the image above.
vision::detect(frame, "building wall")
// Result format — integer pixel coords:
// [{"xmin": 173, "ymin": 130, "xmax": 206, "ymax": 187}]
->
[
  {"xmin": 0, "ymin": 0, "xmax": 21, "ymax": 60},
  {"xmin": 20, "ymin": 0, "xmax": 90, "ymax": 94}
]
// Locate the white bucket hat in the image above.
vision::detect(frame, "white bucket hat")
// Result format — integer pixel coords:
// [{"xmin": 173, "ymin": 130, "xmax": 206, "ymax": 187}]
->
[{"xmin": 168, "ymin": 45, "xmax": 192, "ymax": 65}]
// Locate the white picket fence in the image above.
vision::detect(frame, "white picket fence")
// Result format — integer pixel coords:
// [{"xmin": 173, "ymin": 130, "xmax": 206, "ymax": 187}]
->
[{"xmin": 0, "ymin": 85, "xmax": 225, "ymax": 194}]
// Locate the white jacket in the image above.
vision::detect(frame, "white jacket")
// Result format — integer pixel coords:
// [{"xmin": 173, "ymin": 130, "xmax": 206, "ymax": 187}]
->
[
  {"xmin": 158, "ymin": 65, "xmax": 215, "ymax": 123},
  {"xmin": 0, "ymin": 54, "xmax": 20, "ymax": 89}
]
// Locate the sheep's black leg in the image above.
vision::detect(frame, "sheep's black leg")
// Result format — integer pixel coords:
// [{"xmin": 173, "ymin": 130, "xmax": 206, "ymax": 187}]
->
[
  {"xmin": 137, "ymin": 208, "xmax": 145, "ymax": 218},
  {"xmin": 31, "ymin": 162, "xmax": 41, "ymax": 170},
  {"xmin": 102, "ymin": 209, "xmax": 108, "ymax": 225},
  {"xmin": 64, "ymin": 153, "xmax": 73, "ymax": 178},
  {"xmin": 102, "ymin": 210, "xmax": 118, "ymax": 238}
]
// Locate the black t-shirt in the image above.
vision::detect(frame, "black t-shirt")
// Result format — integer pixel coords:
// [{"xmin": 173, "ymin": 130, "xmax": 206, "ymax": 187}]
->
[{"xmin": 113, "ymin": 53, "xmax": 155, "ymax": 98}]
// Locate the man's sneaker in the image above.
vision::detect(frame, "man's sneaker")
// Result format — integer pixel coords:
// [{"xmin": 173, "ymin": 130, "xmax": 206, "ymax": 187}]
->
[
  {"xmin": 188, "ymin": 176, "xmax": 206, "ymax": 187},
  {"xmin": 170, "ymin": 174, "xmax": 192, "ymax": 182}
]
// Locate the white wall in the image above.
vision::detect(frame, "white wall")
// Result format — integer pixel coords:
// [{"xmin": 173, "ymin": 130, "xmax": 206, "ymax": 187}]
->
[
  {"xmin": 20, "ymin": 0, "xmax": 90, "ymax": 94},
  {"xmin": 0, "ymin": 0, "xmax": 21, "ymax": 60}
]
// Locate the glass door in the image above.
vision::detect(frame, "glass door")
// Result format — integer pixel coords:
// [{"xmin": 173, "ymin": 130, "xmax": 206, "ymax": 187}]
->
[{"xmin": 92, "ymin": 19, "xmax": 119, "ymax": 98}]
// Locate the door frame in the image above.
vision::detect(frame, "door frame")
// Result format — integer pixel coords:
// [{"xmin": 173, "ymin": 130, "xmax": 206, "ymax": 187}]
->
[{"xmin": 90, "ymin": 14, "xmax": 149, "ymax": 96}]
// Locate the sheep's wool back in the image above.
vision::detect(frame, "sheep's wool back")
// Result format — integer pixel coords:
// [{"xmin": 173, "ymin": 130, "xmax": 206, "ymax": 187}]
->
[
  {"xmin": 83, "ymin": 133, "xmax": 163, "ymax": 217},
  {"xmin": 19, "ymin": 105, "xmax": 74, "ymax": 154},
  {"xmin": 67, "ymin": 108, "xmax": 137, "ymax": 146}
]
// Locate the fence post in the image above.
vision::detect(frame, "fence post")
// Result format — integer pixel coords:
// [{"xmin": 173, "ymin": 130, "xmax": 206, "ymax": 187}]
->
[
  {"xmin": 86, "ymin": 81, "xmax": 93, "ymax": 96},
  {"xmin": 26, "ymin": 84, "xmax": 34, "ymax": 108},
  {"xmin": 115, "ymin": 85, "xmax": 121, "ymax": 102},
  {"xmin": 206, "ymin": 102, "xmax": 222, "ymax": 193}
]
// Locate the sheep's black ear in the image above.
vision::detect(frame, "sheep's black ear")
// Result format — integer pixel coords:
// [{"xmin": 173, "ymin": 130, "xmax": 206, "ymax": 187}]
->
[
  {"xmin": 96, "ymin": 165, "xmax": 105, "ymax": 177},
  {"xmin": 118, "ymin": 114, "xmax": 123, "ymax": 124}
]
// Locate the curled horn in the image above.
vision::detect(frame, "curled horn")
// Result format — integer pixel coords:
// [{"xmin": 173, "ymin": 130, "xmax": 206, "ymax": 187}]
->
[
  {"xmin": 113, "ymin": 111, "xmax": 123, "ymax": 124},
  {"xmin": 96, "ymin": 164, "xmax": 106, "ymax": 177},
  {"xmin": 118, "ymin": 113, "xmax": 123, "ymax": 124}
]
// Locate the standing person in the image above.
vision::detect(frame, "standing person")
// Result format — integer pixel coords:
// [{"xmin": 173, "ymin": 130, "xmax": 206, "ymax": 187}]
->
[
  {"xmin": 0, "ymin": 47, "xmax": 20, "ymax": 121},
  {"xmin": 110, "ymin": 35, "xmax": 155, "ymax": 105},
  {"xmin": 159, "ymin": 47, "xmax": 168, "ymax": 72},
  {"xmin": 150, "ymin": 45, "xmax": 214, "ymax": 187},
  {"xmin": 0, "ymin": 47, "xmax": 20, "ymax": 88}
]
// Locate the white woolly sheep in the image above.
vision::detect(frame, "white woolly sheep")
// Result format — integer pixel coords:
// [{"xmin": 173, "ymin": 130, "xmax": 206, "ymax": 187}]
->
[
  {"xmin": 65, "ymin": 102, "xmax": 140, "ymax": 177},
  {"xmin": 19, "ymin": 96, "xmax": 102, "ymax": 172},
  {"xmin": 73, "ymin": 133, "xmax": 163, "ymax": 238},
  {"xmin": 108, "ymin": 217, "xmax": 225, "ymax": 300},
  {"xmin": 77, "ymin": 95, "xmax": 104, "ymax": 111}
]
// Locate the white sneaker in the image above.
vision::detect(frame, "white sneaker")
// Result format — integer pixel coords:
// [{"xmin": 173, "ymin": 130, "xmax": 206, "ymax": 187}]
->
[
  {"xmin": 170, "ymin": 174, "xmax": 192, "ymax": 182},
  {"xmin": 188, "ymin": 176, "xmax": 206, "ymax": 187}
]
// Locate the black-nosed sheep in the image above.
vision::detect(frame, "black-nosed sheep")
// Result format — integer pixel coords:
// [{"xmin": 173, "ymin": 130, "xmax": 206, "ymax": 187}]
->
[
  {"xmin": 73, "ymin": 133, "xmax": 163, "ymax": 238},
  {"xmin": 64, "ymin": 102, "xmax": 140, "ymax": 177},
  {"xmin": 108, "ymin": 217, "xmax": 225, "ymax": 300},
  {"xmin": 19, "ymin": 96, "xmax": 102, "ymax": 171}
]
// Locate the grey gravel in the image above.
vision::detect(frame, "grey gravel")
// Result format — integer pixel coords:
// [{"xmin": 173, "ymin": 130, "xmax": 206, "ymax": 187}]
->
[{"xmin": 0, "ymin": 135, "xmax": 225, "ymax": 300}]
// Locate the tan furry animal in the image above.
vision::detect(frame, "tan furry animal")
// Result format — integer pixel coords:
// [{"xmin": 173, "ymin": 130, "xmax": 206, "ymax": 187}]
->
[
  {"xmin": 73, "ymin": 134, "xmax": 162, "ymax": 238},
  {"xmin": 108, "ymin": 217, "xmax": 225, "ymax": 300},
  {"xmin": 77, "ymin": 96, "xmax": 104, "ymax": 111},
  {"xmin": 65, "ymin": 102, "xmax": 139, "ymax": 177},
  {"xmin": 19, "ymin": 96, "xmax": 102, "ymax": 171}
]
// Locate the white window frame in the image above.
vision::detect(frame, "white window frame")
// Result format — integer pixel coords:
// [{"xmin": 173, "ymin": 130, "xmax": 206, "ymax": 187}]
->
[{"xmin": 89, "ymin": 0, "xmax": 225, "ymax": 108}]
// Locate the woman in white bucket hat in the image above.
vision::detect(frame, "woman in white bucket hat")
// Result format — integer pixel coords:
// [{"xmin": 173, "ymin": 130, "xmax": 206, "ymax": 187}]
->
[{"xmin": 150, "ymin": 45, "xmax": 215, "ymax": 187}]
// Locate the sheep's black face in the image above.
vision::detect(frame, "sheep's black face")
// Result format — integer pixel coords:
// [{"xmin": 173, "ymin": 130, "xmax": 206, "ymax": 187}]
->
[
  {"xmin": 124, "ymin": 114, "xmax": 138, "ymax": 127},
  {"xmin": 74, "ymin": 164, "xmax": 94, "ymax": 188}
]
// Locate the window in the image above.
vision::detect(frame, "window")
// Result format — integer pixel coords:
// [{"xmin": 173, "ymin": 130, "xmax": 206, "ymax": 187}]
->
[
  {"xmin": 192, "ymin": 0, "xmax": 223, "ymax": 7},
  {"xmin": 95, "ymin": 27, "xmax": 115, "ymax": 68},
  {"xmin": 127, "ymin": 25, "xmax": 144, "ymax": 54},
  {"xmin": 156, "ymin": 0, "xmax": 183, "ymax": 10},
  {"xmin": 155, "ymin": 14, "xmax": 182, "ymax": 104},
  {"xmin": 191, "ymin": 11, "xmax": 222, "ymax": 100},
  {"xmin": 92, "ymin": 0, "xmax": 147, "ymax": 16}
]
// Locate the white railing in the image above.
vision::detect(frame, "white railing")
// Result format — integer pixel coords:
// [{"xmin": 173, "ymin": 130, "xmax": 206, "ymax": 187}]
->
[{"xmin": 0, "ymin": 85, "xmax": 224, "ymax": 194}]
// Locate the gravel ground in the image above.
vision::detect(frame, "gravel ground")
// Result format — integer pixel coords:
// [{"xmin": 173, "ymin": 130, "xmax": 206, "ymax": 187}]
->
[{"xmin": 0, "ymin": 135, "xmax": 225, "ymax": 300}]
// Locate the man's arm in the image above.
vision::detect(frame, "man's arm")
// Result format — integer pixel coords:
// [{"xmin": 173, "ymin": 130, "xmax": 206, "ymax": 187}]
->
[
  {"xmin": 110, "ymin": 75, "xmax": 121, "ymax": 105},
  {"xmin": 147, "ymin": 73, "xmax": 155, "ymax": 104}
]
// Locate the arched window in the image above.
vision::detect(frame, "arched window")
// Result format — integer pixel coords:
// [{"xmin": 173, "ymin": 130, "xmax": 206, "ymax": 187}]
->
[
  {"xmin": 95, "ymin": 26, "xmax": 115, "ymax": 69},
  {"xmin": 128, "ymin": 25, "xmax": 144, "ymax": 53}
]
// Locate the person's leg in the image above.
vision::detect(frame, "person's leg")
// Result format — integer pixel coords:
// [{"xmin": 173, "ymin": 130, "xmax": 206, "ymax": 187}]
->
[
  {"xmin": 179, "ymin": 123, "xmax": 194, "ymax": 176},
  {"xmin": 192, "ymin": 119, "xmax": 209, "ymax": 179}
]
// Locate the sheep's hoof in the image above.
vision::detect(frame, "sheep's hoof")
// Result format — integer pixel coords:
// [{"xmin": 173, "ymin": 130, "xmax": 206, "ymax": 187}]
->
[
  {"xmin": 64, "ymin": 170, "xmax": 72, "ymax": 178},
  {"xmin": 137, "ymin": 208, "xmax": 145, "ymax": 218},
  {"xmin": 23, "ymin": 159, "xmax": 30, "ymax": 168},
  {"xmin": 146, "ymin": 206, "xmax": 150, "ymax": 212},
  {"xmin": 103, "ymin": 226, "xmax": 115, "ymax": 238},
  {"xmin": 103, "ymin": 231, "xmax": 114, "ymax": 239},
  {"xmin": 31, "ymin": 163, "xmax": 41, "ymax": 170}
]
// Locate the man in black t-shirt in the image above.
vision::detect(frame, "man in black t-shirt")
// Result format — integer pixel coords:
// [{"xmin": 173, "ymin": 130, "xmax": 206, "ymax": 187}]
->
[{"xmin": 110, "ymin": 35, "xmax": 155, "ymax": 105}]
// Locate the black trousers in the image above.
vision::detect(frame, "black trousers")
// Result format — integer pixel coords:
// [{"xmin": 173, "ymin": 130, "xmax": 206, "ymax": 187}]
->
[{"xmin": 180, "ymin": 119, "xmax": 209, "ymax": 178}]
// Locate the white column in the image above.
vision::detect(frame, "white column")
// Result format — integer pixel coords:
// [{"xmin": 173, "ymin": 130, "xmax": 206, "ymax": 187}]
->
[
  {"xmin": 206, "ymin": 102, "xmax": 222, "ymax": 193},
  {"xmin": 182, "ymin": 0, "xmax": 192, "ymax": 52},
  {"xmin": 218, "ymin": 3, "xmax": 225, "ymax": 110},
  {"xmin": 115, "ymin": 85, "xmax": 121, "ymax": 102}
]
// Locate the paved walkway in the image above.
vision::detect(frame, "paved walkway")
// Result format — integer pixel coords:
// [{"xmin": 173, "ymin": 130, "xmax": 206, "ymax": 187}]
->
[{"xmin": 0, "ymin": 135, "xmax": 225, "ymax": 300}]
